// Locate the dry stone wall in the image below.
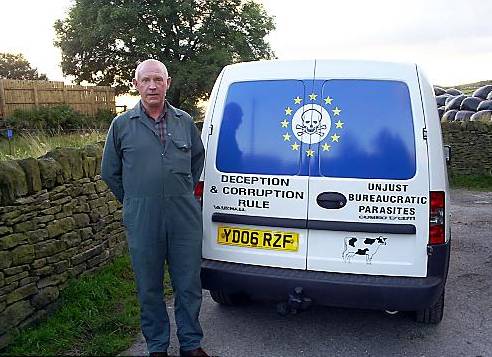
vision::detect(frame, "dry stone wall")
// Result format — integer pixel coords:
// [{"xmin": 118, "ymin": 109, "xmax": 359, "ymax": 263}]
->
[
  {"xmin": 441, "ymin": 121, "xmax": 492, "ymax": 176},
  {"xmin": 0, "ymin": 143, "xmax": 125, "ymax": 348}
]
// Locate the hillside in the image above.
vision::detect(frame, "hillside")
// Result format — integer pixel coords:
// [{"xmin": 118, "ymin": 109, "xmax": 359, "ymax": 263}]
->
[{"xmin": 438, "ymin": 80, "xmax": 492, "ymax": 95}]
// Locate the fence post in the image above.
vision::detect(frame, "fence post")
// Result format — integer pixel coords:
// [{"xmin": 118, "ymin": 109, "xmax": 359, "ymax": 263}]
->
[
  {"xmin": 63, "ymin": 84, "xmax": 68, "ymax": 105},
  {"xmin": 90, "ymin": 88, "xmax": 95, "ymax": 117},
  {"xmin": 33, "ymin": 82, "xmax": 39, "ymax": 107},
  {"xmin": 0, "ymin": 79, "xmax": 5, "ymax": 118}
]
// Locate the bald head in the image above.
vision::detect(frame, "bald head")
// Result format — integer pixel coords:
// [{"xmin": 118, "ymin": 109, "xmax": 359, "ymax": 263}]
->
[{"xmin": 134, "ymin": 59, "xmax": 168, "ymax": 81}]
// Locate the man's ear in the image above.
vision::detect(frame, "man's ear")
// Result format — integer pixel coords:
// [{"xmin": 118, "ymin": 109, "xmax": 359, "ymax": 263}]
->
[
  {"xmin": 167, "ymin": 77, "xmax": 172, "ymax": 89},
  {"xmin": 132, "ymin": 78, "xmax": 138, "ymax": 88}
]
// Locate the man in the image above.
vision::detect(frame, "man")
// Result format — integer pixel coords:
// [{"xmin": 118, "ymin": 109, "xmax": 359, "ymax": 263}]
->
[{"xmin": 101, "ymin": 59, "xmax": 207, "ymax": 357}]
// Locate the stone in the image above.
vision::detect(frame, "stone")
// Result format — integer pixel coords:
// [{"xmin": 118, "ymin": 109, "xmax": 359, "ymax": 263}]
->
[
  {"xmin": 35, "ymin": 240, "xmax": 68, "ymax": 259},
  {"xmin": 26, "ymin": 229, "xmax": 49, "ymax": 244},
  {"xmin": 46, "ymin": 248, "xmax": 73, "ymax": 264},
  {"xmin": 6, "ymin": 283, "xmax": 38, "ymax": 305},
  {"xmin": 3, "ymin": 265, "xmax": 28, "ymax": 276},
  {"xmin": 0, "ymin": 251, "xmax": 12, "ymax": 270},
  {"xmin": 41, "ymin": 205, "xmax": 62, "ymax": 215},
  {"xmin": 89, "ymin": 197, "xmax": 106, "ymax": 210},
  {"xmin": 0, "ymin": 272, "xmax": 3, "ymax": 288},
  {"xmin": 37, "ymin": 272, "xmax": 68, "ymax": 289},
  {"xmin": 32, "ymin": 258, "xmax": 47, "ymax": 269},
  {"xmin": 50, "ymin": 196, "xmax": 71, "ymax": 206},
  {"xmin": 31, "ymin": 286, "xmax": 59, "ymax": 308},
  {"xmin": 62, "ymin": 231, "xmax": 81, "ymax": 247},
  {"xmin": 107, "ymin": 201, "xmax": 120, "ymax": 213},
  {"xmin": 5, "ymin": 271, "xmax": 29, "ymax": 285},
  {"xmin": 34, "ymin": 265, "xmax": 54, "ymax": 276},
  {"xmin": 0, "ymin": 300, "xmax": 34, "ymax": 335},
  {"xmin": 0, "ymin": 209, "xmax": 21, "ymax": 225},
  {"xmin": 10, "ymin": 245, "xmax": 35, "ymax": 266},
  {"xmin": 79, "ymin": 227, "xmax": 93, "ymax": 241},
  {"xmin": 18, "ymin": 158, "xmax": 42, "ymax": 194},
  {"xmin": 19, "ymin": 277, "xmax": 37, "ymax": 287},
  {"xmin": 13, "ymin": 220, "xmax": 37, "ymax": 233},
  {"xmin": 0, "ymin": 282, "xmax": 18, "ymax": 296},
  {"xmin": 47, "ymin": 217, "xmax": 75, "ymax": 238},
  {"xmin": 0, "ymin": 226, "xmax": 13, "ymax": 236},
  {"xmin": 54, "ymin": 260, "xmax": 69, "ymax": 274},
  {"xmin": 73, "ymin": 213, "xmax": 90, "ymax": 228},
  {"xmin": 71, "ymin": 244, "xmax": 104, "ymax": 266},
  {"xmin": 82, "ymin": 182, "xmax": 96, "ymax": 195},
  {"xmin": 38, "ymin": 157, "xmax": 64, "ymax": 189},
  {"xmin": 0, "ymin": 161, "xmax": 28, "ymax": 205},
  {"xmin": 69, "ymin": 263, "xmax": 87, "ymax": 278},
  {"xmin": 0, "ymin": 233, "xmax": 28, "ymax": 249},
  {"xmin": 94, "ymin": 180, "xmax": 108, "ymax": 193},
  {"xmin": 33, "ymin": 215, "xmax": 55, "ymax": 224},
  {"xmin": 87, "ymin": 250, "xmax": 109, "ymax": 267},
  {"xmin": 44, "ymin": 147, "xmax": 84, "ymax": 181},
  {"xmin": 74, "ymin": 202, "xmax": 90, "ymax": 213},
  {"xmin": 0, "ymin": 331, "xmax": 16, "ymax": 350}
]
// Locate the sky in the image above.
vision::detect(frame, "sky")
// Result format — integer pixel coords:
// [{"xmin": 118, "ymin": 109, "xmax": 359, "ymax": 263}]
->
[{"xmin": 0, "ymin": 0, "xmax": 491, "ymax": 101}]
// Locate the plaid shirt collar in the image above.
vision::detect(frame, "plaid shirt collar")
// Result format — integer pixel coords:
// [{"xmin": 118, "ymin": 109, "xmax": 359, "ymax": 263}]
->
[{"xmin": 140, "ymin": 101, "xmax": 167, "ymax": 144}]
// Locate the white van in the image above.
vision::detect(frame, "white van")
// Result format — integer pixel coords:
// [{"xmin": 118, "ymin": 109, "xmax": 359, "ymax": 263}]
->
[{"xmin": 196, "ymin": 60, "xmax": 450, "ymax": 324}]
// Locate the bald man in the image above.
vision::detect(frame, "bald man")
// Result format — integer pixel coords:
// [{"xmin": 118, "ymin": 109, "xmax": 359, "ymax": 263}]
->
[{"xmin": 101, "ymin": 59, "xmax": 207, "ymax": 357}]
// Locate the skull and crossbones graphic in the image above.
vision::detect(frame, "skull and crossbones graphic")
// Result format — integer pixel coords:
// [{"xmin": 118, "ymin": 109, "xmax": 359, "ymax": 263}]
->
[{"xmin": 296, "ymin": 108, "xmax": 327, "ymax": 136}]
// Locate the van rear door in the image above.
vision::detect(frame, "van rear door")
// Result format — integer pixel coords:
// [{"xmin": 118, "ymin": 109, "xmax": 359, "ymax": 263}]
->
[
  {"xmin": 306, "ymin": 61, "xmax": 430, "ymax": 277},
  {"xmin": 202, "ymin": 61, "xmax": 315, "ymax": 269}
]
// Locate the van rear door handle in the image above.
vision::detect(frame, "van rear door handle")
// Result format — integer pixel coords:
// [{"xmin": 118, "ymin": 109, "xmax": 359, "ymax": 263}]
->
[{"xmin": 316, "ymin": 192, "xmax": 347, "ymax": 209}]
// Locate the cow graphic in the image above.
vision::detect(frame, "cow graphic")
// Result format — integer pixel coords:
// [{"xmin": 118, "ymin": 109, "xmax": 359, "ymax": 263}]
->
[{"xmin": 342, "ymin": 236, "xmax": 388, "ymax": 264}]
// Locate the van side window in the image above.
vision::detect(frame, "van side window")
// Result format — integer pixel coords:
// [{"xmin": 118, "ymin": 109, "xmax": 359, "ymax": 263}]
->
[
  {"xmin": 319, "ymin": 80, "xmax": 416, "ymax": 179},
  {"xmin": 216, "ymin": 80, "xmax": 306, "ymax": 175}
]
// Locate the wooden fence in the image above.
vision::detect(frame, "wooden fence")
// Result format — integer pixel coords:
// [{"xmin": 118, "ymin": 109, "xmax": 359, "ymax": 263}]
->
[{"xmin": 0, "ymin": 79, "xmax": 115, "ymax": 118}]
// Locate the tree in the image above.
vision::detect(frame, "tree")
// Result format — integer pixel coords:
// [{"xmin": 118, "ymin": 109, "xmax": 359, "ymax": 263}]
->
[
  {"xmin": 54, "ymin": 0, "xmax": 275, "ymax": 117},
  {"xmin": 0, "ymin": 53, "xmax": 48, "ymax": 80}
]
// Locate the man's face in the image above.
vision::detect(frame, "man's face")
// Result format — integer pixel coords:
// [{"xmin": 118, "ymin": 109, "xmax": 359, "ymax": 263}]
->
[{"xmin": 133, "ymin": 62, "xmax": 171, "ymax": 109}]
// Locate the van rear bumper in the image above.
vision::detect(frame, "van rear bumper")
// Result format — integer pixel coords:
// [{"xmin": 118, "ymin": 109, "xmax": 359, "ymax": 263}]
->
[{"xmin": 201, "ymin": 243, "xmax": 450, "ymax": 311}]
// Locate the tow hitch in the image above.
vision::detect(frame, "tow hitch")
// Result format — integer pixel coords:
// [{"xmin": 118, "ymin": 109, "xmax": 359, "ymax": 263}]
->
[{"xmin": 276, "ymin": 287, "xmax": 312, "ymax": 316}]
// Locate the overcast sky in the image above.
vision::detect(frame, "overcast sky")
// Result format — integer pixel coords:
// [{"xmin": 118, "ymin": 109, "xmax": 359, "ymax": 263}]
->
[{"xmin": 1, "ymin": 0, "xmax": 491, "ymax": 87}]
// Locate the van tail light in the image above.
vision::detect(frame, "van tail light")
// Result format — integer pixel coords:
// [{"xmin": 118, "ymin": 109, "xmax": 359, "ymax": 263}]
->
[
  {"xmin": 194, "ymin": 181, "xmax": 204, "ymax": 207},
  {"xmin": 429, "ymin": 191, "xmax": 445, "ymax": 245}
]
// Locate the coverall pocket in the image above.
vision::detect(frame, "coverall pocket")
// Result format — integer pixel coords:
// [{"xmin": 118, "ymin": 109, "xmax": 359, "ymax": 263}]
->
[{"xmin": 170, "ymin": 137, "xmax": 192, "ymax": 174}]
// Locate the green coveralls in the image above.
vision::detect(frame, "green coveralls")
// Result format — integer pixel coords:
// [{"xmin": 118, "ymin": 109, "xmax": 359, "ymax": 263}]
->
[{"xmin": 101, "ymin": 101, "xmax": 205, "ymax": 353}]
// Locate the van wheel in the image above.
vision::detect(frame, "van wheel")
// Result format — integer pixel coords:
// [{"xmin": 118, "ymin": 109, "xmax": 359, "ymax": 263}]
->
[
  {"xmin": 415, "ymin": 291, "xmax": 444, "ymax": 324},
  {"xmin": 209, "ymin": 289, "xmax": 247, "ymax": 306}
]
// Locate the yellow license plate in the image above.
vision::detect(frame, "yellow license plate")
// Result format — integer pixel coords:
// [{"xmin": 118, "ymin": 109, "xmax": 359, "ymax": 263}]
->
[{"xmin": 217, "ymin": 226, "xmax": 299, "ymax": 252}]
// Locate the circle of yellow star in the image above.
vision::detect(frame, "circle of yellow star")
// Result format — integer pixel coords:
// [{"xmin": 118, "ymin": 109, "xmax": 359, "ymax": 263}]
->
[
  {"xmin": 331, "ymin": 133, "xmax": 340, "ymax": 142},
  {"xmin": 281, "ymin": 119, "xmax": 289, "ymax": 128},
  {"xmin": 309, "ymin": 93, "xmax": 317, "ymax": 101},
  {"xmin": 335, "ymin": 120, "xmax": 344, "ymax": 128},
  {"xmin": 324, "ymin": 96, "xmax": 333, "ymax": 105},
  {"xmin": 322, "ymin": 143, "xmax": 331, "ymax": 151},
  {"xmin": 332, "ymin": 107, "xmax": 341, "ymax": 116},
  {"xmin": 294, "ymin": 96, "xmax": 302, "ymax": 104},
  {"xmin": 285, "ymin": 107, "xmax": 293, "ymax": 115},
  {"xmin": 283, "ymin": 133, "xmax": 291, "ymax": 141},
  {"xmin": 306, "ymin": 149, "xmax": 315, "ymax": 157},
  {"xmin": 291, "ymin": 142, "xmax": 300, "ymax": 150}
]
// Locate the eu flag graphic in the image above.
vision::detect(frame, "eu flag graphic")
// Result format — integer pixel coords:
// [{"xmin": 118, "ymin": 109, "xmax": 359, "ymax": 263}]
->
[{"xmin": 216, "ymin": 79, "xmax": 416, "ymax": 180}]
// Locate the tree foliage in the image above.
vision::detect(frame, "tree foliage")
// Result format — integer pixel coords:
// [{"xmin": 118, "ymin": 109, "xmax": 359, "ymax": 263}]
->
[
  {"xmin": 54, "ymin": 0, "xmax": 275, "ymax": 117},
  {"xmin": 0, "ymin": 53, "xmax": 48, "ymax": 80}
]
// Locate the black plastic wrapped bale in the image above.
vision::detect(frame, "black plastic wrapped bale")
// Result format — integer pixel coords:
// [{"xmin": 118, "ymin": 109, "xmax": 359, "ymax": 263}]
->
[
  {"xmin": 470, "ymin": 110, "xmax": 492, "ymax": 123},
  {"xmin": 445, "ymin": 95, "xmax": 466, "ymax": 111},
  {"xmin": 477, "ymin": 100, "xmax": 492, "ymax": 111},
  {"xmin": 433, "ymin": 86, "xmax": 446, "ymax": 96},
  {"xmin": 445, "ymin": 95, "xmax": 456, "ymax": 105},
  {"xmin": 460, "ymin": 96, "xmax": 483, "ymax": 111},
  {"xmin": 445, "ymin": 88, "xmax": 463, "ymax": 96},
  {"xmin": 441, "ymin": 109, "xmax": 458, "ymax": 122},
  {"xmin": 454, "ymin": 110, "xmax": 474, "ymax": 122},
  {"xmin": 438, "ymin": 107, "xmax": 445, "ymax": 118},
  {"xmin": 472, "ymin": 85, "xmax": 492, "ymax": 100},
  {"xmin": 436, "ymin": 94, "xmax": 451, "ymax": 107}
]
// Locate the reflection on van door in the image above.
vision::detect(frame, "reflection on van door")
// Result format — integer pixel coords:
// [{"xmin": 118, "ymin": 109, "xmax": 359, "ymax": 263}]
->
[
  {"xmin": 306, "ymin": 66, "xmax": 430, "ymax": 277},
  {"xmin": 202, "ymin": 62, "xmax": 316, "ymax": 269}
]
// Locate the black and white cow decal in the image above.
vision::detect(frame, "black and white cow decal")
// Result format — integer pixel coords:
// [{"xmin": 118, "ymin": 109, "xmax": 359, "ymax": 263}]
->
[{"xmin": 342, "ymin": 236, "xmax": 388, "ymax": 264}]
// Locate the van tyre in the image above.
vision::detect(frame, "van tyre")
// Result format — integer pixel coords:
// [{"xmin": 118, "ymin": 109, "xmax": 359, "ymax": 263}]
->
[
  {"xmin": 415, "ymin": 291, "xmax": 444, "ymax": 324},
  {"xmin": 210, "ymin": 289, "xmax": 246, "ymax": 306}
]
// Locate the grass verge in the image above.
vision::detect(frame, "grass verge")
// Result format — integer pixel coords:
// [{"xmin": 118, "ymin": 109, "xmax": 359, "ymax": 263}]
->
[
  {"xmin": 449, "ymin": 174, "xmax": 492, "ymax": 191},
  {"xmin": 2, "ymin": 254, "xmax": 172, "ymax": 356},
  {"xmin": 0, "ymin": 130, "xmax": 106, "ymax": 161}
]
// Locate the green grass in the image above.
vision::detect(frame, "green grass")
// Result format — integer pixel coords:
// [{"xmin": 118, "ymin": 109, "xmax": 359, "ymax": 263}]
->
[
  {"xmin": 2, "ymin": 254, "xmax": 173, "ymax": 356},
  {"xmin": 449, "ymin": 174, "xmax": 492, "ymax": 191},
  {"xmin": 0, "ymin": 130, "xmax": 106, "ymax": 161}
]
